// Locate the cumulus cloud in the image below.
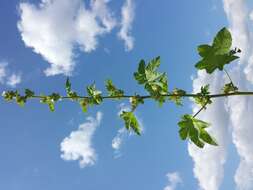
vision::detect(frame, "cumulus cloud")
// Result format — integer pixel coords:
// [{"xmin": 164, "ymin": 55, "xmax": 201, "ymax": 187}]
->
[
  {"xmin": 164, "ymin": 172, "xmax": 182, "ymax": 190},
  {"xmin": 18, "ymin": 0, "xmax": 136, "ymax": 76},
  {"xmin": 0, "ymin": 61, "xmax": 22, "ymax": 87},
  {"xmin": 189, "ymin": 1, "xmax": 253, "ymax": 189},
  {"xmin": 118, "ymin": 0, "xmax": 135, "ymax": 51},
  {"xmin": 223, "ymin": 0, "xmax": 253, "ymax": 189},
  {"xmin": 189, "ymin": 71, "xmax": 230, "ymax": 190},
  {"xmin": 18, "ymin": 0, "xmax": 116, "ymax": 76},
  {"xmin": 60, "ymin": 112, "xmax": 102, "ymax": 168}
]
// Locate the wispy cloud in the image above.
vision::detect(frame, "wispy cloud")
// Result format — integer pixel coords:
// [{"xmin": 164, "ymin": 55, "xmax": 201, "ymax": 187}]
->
[
  {"xmin": 0, "ymin": 62, "xmax": 7, "ymax": 83},
  {"xmin": 6, "ymin": 73, "xmax": 22, "ymax": 87},
  {"xmin": 118, "ymin": 0, "xmax": 135, "ymax": 51},
  {"xmin": 112, "ymin": 127, "xmax": 127, "ymax": 158},
  {"xmin": 0, "ymin": 61, "xmax": 22, "ymax": 87},
  {"xmin": 112, "ymin": 103, "xmax": 131, "ymax": 157},
  {"xmin": 60, "ymin": 112, "xmax": 102, "ymax": 168},
  {"xmin": 164, "ymin": 172, "xmax": 182, "ymax": 190}
]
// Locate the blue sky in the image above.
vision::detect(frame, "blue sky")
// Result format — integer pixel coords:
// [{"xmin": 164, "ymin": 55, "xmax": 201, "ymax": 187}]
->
[{"xmin": 1, "ymin": 0, "xmax": 253, "ymax": 190}]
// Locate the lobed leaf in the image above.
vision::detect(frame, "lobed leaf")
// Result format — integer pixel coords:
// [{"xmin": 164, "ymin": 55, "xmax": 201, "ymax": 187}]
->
[
  {"xmin": 178, "ymin": 114, "xmax": 218, "ymax": 148},
  {"xmin": 195, "ymin": 27, "xmax": 240, "ymax": 74}
]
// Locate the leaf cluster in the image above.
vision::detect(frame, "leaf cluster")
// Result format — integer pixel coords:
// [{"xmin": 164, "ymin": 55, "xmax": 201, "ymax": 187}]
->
[
  {"xmin": 134, "ymin": 57, "xmax": 168, "ymax": 105},
  {"xmin": 194, "ymin": 85, "xmax": 212, "ymax": 107}
]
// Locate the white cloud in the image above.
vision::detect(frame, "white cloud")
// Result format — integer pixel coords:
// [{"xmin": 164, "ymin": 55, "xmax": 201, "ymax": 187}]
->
[
  {"xmin": 189, "ymin": 71, "xmax": 229, "ymax": 190},
  {"xmin": 189, "ymin": 1, "xmax": 253, "ymax": 189},
  {"xmin": 0, "ymin": 62, "xmax": 7, "ymax": 83},
  {"xmin": 223, "ymin": 0, "xmax": 253, "ymax": 189},
  {"xmin": 111, "ymin": 103, "xmax": 130, "ymax": 157},
  {"xmin": 60, "ymin": 112, "xmax": 102, "ymax": 168},
  {"xmin": 112, "ymin": 128, "xmax": 127, "ymax": 151},
  {"xmin": 6, "ymin": 73, "xmax": 22, "ymax": 87},
  {"xmin": 164, "ymin": 172, "xmax": 182, "ymax": 190},
  {"xmin": 118, "ymin": 0, "xmax": 135, "ymax": 51},
  {"xmin": 18, "ymin": 0, "xmax": 116, "ymax": 76},
  {"xmin": 0, "ymin": 61, "xmax": 22, "ymax": 87},
  {"xmin": 18, "ymin": 0, "xmax": 137, "ymax": 76}
]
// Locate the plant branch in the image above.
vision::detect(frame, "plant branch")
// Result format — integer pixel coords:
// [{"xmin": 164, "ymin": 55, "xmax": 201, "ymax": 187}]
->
[
  {"xmin": 24, "ymin": 91, "xmax": 253, "ymax": 101},
  {"xmin": 193, "ymin": 101, "xmax": 209, "ymax": 118}
]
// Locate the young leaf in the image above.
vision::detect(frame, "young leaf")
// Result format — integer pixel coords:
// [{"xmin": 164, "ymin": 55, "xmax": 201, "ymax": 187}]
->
[
  {"xmin": 223, "ymin": 82, "xmax": 238, "ymax": 94},
  {"xmin": 65, "ymin": 78, "xmax": 71, "ymax": 94},
  {"xmin": 105, "ymin": 79, "xmax": 124, "ymax": 97},
  {"xmin": 79, "ymin": 99, "xmax": 88, "ymax": 112},
  {"xmin": 49, "ymin": 93, "xmax": 61, "ymax": 102},
  {"xmin": 169, "ymin": 88, "xmax": 186, "ymax": 106},
  {"xmin": 120, "ymin": 111, "xmax": 141, "ymax": 135},
  {"xmin": 65, "ymin": 78, "xmax": 78, "ymax": 100},
  {"xmin": 195, "ymin": 27, "xmax": 240, "ymax": 74},
  {"xmin": 2, "ymin": 90, "xmax": 17, "ymax": 101},
  {"xmin": 87, "ymin": 84, "xmax": 103, "ymax": 105},
  {"xmin": 130, "ymin": 95, "xmax": 144, "ymax": 111},
  {"xmin": 134, "ymin": 57, "xmax": 168, "ymax": 105},
  {"xmin": 40, "ymin": 96, "xmax": 55, "ymax": 112},
  {"xmin": 134, "ymin": 59, "xmax": 146, "ymax": 84},
  {"xmin": 16, "ymin": 94, "xmax": 26, "ymax": 107},
  {"xmin": 25, "ymin": 89, "xmax": 35, "ymax": 98},
  {"xmin": 194, "ymin": 85, "xmax": 212, "ymax": 107}
]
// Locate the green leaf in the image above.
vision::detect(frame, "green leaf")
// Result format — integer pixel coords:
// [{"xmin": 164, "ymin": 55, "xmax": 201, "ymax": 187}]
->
[
  {"xmin": 223, "ymin": 82, "xmax": 238, "ymax": 94},
  {"xmin": 87, "ymin": 84, "xmax": 103, "ymax": 105},
  {"xmin": 198, "ymin": 45, "xmax": 212, "ymax": 57},
  {"xmin": 130, "ymin": 95, "xmax": 144, "ymax": 111},
  {"xmin": 40, "ymin": 95, "xmax": 55, "ymax": 112},
  {"xmin": 195, "ymin": 27, "xmax": 240, "ymax": 74},
  {"xmin": 16, "ymin": 94, "xmax": 26, "ymax": 107},
  {"xmin": 2, "ymin": 90, "xmax": 17, "ymax": 101},
  {"xmin": 65, "ymin": 78, "xmax": 78, "ymax": 100},
  {"xmin": 194, "ymin": 85, "xmax": 212, "ymax": 107},
  {"xmin": 65, "ymin": 78, "xmax": 71, "ymax": 94},
  {"xmin": 178, "ymin": 114, "xmax": 218, "ymax": 148},
  {"xmin": 169, "ymin": 88, "xmax": 186, "ymax": 106},
  {"xmin": 120, "ymin": 111, "xmax": 141, "ymax": 135},
  {"xmin": 79, "ymin": 99, "xmax": 88, "ymax": 112},
  {"xmin": 105, "ymin": 79, "xmax": 124, "ymax": 97},
  {"xmin": 49, "ymin": 93, "xmax": 61, "ymax": 102},
  {"xmin": 199, "ymin": 128, "xmax": 218, "ymax": 146},
  {"xmin": 134, "ymin": 57, "xmax": 168, "ymax": 105},
  {"xmin": 25, "ymin": 89, "xmax": 35, "ymax": 98},
  {"xmin": 134, "ymin": 60, "xmax": 146, "ymax": 84},
  {"xmin": 213, "ymin": 27, "xmax": 232, "ymax": 54}
]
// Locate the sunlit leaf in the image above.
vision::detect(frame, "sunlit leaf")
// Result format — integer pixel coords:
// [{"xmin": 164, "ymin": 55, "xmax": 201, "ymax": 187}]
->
[{"xmin": 195, "ymin": 27, "xmax": 240, "ymax": 74}]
